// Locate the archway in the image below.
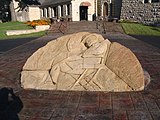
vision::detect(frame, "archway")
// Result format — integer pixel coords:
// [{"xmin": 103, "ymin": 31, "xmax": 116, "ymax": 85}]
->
[
  {"xmin": 80, "ymin": 2, "xmax": 91, "ymax": 21},
  {"xmin": 103, "ymin": 2, "xmax": 109, "ymax": 17}
]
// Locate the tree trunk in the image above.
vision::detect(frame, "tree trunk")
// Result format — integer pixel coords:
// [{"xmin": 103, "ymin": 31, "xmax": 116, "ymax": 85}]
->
[{"xmin": 9, "ymin": 0, "xmax": 17, "ymax": 21}]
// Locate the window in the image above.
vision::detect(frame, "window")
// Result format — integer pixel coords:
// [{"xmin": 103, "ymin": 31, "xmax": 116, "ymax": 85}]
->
[
  {"xmin": 144, "ymin": 0, "xmax": 159, "ymax": 3},
  {"xmin": 42, "ymin": 8, "xmax": 45, "ymax": 17},
  {"xmin": 144, "ymin": 0, "xmax": 149, "ymax": 3},
  {"xmin": 67, "ymin": 4, "xmax": 70, "ymax": 15},
  {"xmin": 61, "ymin": 5, "xmax": 63, "ymax": 16},
  {"xmin": 151, "ymin": 0, "xmax": 159, "ymax": 2},
  {"xmin": 53, "ymin": 7, "xmax": 57, "ymax": 17}
]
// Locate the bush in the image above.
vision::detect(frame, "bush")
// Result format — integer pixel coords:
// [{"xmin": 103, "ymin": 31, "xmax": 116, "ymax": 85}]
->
[{"xmin": 26, "ymin": 19, "xmax": 51, "ymax": 27}]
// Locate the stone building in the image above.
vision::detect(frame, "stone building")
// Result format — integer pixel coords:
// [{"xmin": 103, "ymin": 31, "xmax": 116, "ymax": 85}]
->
[
  {"xmin": 100, "ymin": 0, "xmax": 122, "ymax": 19},
  {"xmin": 120, "ymin": 0, "xmax": 160, "ymax": 24},
  {"xmin": 39, "ymin": 0, "xmax": 159, "ymax": 24},
  {"xmin": 100, "ymin": 0, "xmax": 160, "ymax": 24},
  {"xmin": 40, "ymin": 0, "xmax": 96, "ymax": 21},
  {"xmin": 10, "ymin": 0, "xmax": 159, "ymax": 24}
]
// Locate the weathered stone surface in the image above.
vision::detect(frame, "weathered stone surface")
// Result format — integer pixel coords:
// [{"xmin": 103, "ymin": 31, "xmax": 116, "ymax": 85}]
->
[
  {"xmin": 120, "ymin": 0, "xmax": 160, "ymax": 25},
  {"xmin": 21, "ymin": 32, "xmax": 144, "ymax": 92},
  {"xmin": 92, "ymin": 65, "xmax": 133, "ymax": 91},
  {"xmin": 23, "ymin": 36, "xmax": 69, "ymax": 70},
  {"xmin": 106, "ymin": 42, "xmax": 144, "ymax": 90},
  {"xmin": 21, "ymin": 71, "xmax": 56, "ymax": 90}
]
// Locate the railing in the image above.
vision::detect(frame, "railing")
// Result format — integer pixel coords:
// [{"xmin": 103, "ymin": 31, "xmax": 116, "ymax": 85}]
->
[
  {"xmin": 58, "ymin": 20, "xmax": 68, "ymax": 34},
  {"xmin": 96, "ymin": 16, "xmax": 107, "ymax": 34},
  {"xmin": 96, "ymin": 16, "xmax": 119, "ymax": 34},
  {"xmin": 47, "ymin": 19, "xmax": 68, "ymax": 34}
]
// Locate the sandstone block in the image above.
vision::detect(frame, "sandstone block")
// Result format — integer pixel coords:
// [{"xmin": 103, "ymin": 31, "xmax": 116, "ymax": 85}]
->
[
  {"xmin": 92, "ymin": 66, "xmax": 133, "ymax": 91},
  {"xmin": 21, "ymin": 32, "xmax": 145, "ymax": 92},
  {"xmin": 21, "ymin": 71, "xmax": 56, "ymax": 90},
  {"xmin": 106, "ymin": 42, "xmax": 144, "ymax": 90}
]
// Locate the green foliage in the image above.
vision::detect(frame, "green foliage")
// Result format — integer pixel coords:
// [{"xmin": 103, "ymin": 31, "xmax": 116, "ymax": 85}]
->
[
  {"xmin": 0, "ymin": 22, "xmax": 46, "ymax": 39},
  {"xmin": 0, "ymin": 0, "xmax": 11, "ymax": 22},
  {"xmin": 121, "ymin": 23, "xmax": 160, "ymax": 36},
  {"xmin": 15, "ymin": 0, "xmax": 40, "ymax": 12},
  {"xmin": 0, "ymin": 0, "xmax": 40, "ymax": 22}
]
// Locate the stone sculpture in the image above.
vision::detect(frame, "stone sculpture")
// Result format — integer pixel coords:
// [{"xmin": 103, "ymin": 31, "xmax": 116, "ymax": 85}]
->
[{"xmin": 21, "ymin": 32, "xmax": 144, "ymax": 91}]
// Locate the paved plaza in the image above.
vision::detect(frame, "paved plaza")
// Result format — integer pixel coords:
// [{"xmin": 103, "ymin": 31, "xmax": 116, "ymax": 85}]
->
[{"xmin": 0, "ymin": 21, "xmax": 160, "ymax": 120}]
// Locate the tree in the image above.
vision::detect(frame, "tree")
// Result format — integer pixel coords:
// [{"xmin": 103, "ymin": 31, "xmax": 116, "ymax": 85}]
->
[
  {"xmin": 10, "ymin": 0, "xmax": 17, "ymax": 21},
  {"xmin": 0, "ymin": 0, "xmax": 40, "ymax": 22},
  {"xmin": 16, "ymin": 0, "xmax": 40, "ymax": 12},
  {"xmin": 0, "ymin": 0, "xmax": 11, "ymax": 22}
]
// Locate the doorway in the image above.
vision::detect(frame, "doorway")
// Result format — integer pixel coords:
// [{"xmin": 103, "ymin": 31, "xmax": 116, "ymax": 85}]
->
[
  {"xmin": 103, "ymin": 2, "xmax": 108, "ymax": 17},
  {"xmin": 80, "ymin": 6, "xmax": 88, "ymax": 21}
]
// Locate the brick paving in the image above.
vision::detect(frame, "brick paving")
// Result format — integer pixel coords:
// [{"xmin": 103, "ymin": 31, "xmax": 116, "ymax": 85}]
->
[
  {"xmin": 0, "ymin": 37, "xmax": 39, "ymax": 53},
  {"xmin": 0, "ymin": 21, "xmax": 160, "ymax": 120}
]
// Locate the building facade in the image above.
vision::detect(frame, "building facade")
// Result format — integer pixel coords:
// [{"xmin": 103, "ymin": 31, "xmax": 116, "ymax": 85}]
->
[
  {"xmin": 10, "ymin": 0, "xmax": 160, "ymax": 24},
  {"xmin": 100, "ymin": 0, "xmax": 160, "ymax": 24},
  {"xmin": 40, "ymin": 0, "xmax": 96, "ymax": 21},
  {"xmin": 39, "ymin": 0, "xmax": 160, "ymax": 24}
]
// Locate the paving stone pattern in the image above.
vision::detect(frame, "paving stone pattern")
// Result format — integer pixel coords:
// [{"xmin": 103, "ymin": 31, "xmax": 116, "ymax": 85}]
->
[{"xmin": 0, "ymin": 21, "xmax": 160, "ymax": 120}]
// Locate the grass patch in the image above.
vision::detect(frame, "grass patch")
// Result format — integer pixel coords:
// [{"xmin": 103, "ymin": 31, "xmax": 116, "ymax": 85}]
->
[
  {"xmin": 0, "ymin": 21, "xmax": 46, "ymax": 39},
  {"xmin": 0, "ymin": 21, "xmax": 33, "ymax": 30},
  {"xmin": 121, "ymin": 23, "xmax": 160, "ymax": 36}
]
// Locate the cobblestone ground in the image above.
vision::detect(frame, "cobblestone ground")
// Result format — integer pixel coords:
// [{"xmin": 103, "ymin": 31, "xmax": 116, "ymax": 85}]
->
[{"xmin": 0, "ymin": 21, "xmax": 160, "ymax": 120}]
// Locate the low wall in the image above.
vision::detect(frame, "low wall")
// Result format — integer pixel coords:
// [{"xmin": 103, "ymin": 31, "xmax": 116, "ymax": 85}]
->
[
  {"xmin": 35, "ymin": 25, "xmax": 50, "ymax": 31},
  {"xmin": 6, "ymin": 29, "xmax": 38, "ymax": 36},
  {"xmin": 6, "ymin": 25, "xmax": 50, "ymax": 36}
]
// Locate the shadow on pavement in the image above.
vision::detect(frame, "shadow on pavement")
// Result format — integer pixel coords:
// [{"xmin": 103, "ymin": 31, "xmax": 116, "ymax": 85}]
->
[
  {"xmin": 0, "ymin": 37, "xmax": 39, "ymax": 52},
  {"xmin": 0, "ymin": 88, "xmax": 23, "ymax": 120},
  {"xmin": 130, "ymin": 35, "xmax": 160, "ymax": 49}
]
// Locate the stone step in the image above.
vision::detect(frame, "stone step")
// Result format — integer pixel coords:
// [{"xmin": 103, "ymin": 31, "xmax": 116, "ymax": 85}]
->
[{"xmin": 65, "ymin": 21, "xmax": 99, "ymax": 34}]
